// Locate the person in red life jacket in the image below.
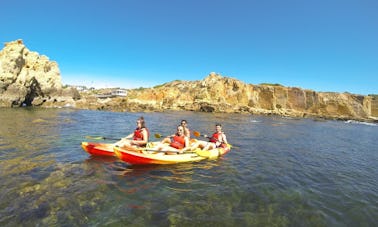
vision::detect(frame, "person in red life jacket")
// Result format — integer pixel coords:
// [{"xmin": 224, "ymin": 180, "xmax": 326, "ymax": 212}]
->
[
  {"xmin": 203, "ymin": 123, "xmax": 228, "ymax": 150},
  {"xmin": 156, "ymin": 125, "xmax": 190, "ymax": 154},
  {"xmin": 191, "ymin": 123, "xmax": 228, "ymax": 151},
  {"xmin": 115, "ymin": 116, "xmax": 149, "ymax": 148}
]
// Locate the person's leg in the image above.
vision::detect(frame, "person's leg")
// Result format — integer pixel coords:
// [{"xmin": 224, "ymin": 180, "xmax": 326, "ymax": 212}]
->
[
  {"xmin": 203, "ymin": 142, "xmax": 216, "ymax": 151},
  {"xmin": 190, "ymin": 140, "xmax": 206, "ymax": 151}
]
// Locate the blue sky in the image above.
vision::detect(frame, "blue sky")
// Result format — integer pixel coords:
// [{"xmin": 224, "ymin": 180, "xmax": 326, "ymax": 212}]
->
[{"xmin": 1, "ymin": 0, "xmax": 377, "ymax": 95}]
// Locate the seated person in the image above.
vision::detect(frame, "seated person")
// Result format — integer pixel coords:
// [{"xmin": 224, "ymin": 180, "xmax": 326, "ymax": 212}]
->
[
  {"xmin": 157, "ymin": 125, "xmax": 190, "ymax": 154},
  {"xmin": 191, "ymin": 123, "xmax": 228, "ymax": 151},
  {"xmin": 115, "ymin": 117, "xmax": 149, "ymax": 148}
]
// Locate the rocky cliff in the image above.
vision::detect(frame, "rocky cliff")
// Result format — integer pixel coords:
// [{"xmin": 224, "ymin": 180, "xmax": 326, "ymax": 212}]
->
[
  {"xmin": 0, "ymin": 39, "xmax": 79, "ymax": 107},
  {"xmin": 127, "ymin": 73, "xmax": 377, "ymax": 120},
  {"xmin": 77, "ymin": 73, "xmax": 377, "ymax": 122}
]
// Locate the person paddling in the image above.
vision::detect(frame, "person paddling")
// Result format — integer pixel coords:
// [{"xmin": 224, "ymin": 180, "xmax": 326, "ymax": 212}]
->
[
  {"xmin": 191, "ymin": 123, "xmax": 228, "ymax": 151},
  {"xmin": 115, "ymin": 116, "xmax": 149, "ymax": 148}
]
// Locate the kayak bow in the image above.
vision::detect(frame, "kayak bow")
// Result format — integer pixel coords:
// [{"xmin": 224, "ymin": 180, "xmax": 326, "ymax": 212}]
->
[{"xmin": 81, "ymin": 142, "xmax": 115, "ymax": 157}]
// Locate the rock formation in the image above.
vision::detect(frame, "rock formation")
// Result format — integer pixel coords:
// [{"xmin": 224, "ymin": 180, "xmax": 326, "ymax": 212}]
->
[
  {"xmin": 0, "ymin": 39, "xmax": 79, "ymax": 107},
  {"xmin": 98, "ymin": 72, "xmax": 376, "ymax": 121}
]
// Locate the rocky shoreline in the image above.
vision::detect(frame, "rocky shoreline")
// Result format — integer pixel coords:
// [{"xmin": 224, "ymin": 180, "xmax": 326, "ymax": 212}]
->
[
  {"xmin": 70, "ymin": 74, "xmax": 377, "ymax": 123},
  {"xmin": 1, "ymin": 39, "xmax": 377, "ymax": 123}
]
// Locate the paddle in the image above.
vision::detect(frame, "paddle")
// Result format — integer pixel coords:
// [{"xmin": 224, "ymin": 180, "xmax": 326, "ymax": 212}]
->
[
  {"xmin": 154, "ymin": 133, "xmax": 175, "ymax": 139},
  {"xmin": 154, "ymin": 133, "xmax": 164, "ymax": 139},
  {"xmin": 193, "ymin": 131, "xmax": 205, "ymax": 138},
  {"xmin": 143, "ymin": 148, "xmax": 183, "ymax": 154},
  {"xmin": 142, "ymin": 148, "xmax": 211, "ymax": 156},
  {"xmin": 85, "ymin": 135, "xmax": 121, "ymax": 141},
  {"xmin": 88, "ymin": 132, "xmax": 159, "ymax": 142},
  {"xmin": 192, "ymin": 131, "xmax": 235, "ymax": 148}
]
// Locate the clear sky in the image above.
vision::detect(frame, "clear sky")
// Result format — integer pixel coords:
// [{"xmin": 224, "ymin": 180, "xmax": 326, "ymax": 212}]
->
[{"xmin": 1, "ymin": 0, "xmax": 377, "ymax": 95}]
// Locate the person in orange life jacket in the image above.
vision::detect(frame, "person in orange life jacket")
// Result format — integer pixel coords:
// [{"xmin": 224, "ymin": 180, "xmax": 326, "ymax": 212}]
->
[
  {"xmin": 115, "ymin": 116, "xmax": 149, "ymax": 148},
  {"xmin": 191, "ymin": 123, "xmax": 228, "ymax": 151},
  {"xmin": 157, "ymin": 125, "xmax": 190, "ymax": 153}
]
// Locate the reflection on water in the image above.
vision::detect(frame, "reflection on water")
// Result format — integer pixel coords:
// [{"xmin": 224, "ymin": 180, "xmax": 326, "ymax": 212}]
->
[{"xmin": 0, "ymin": 108, "xmax": 377, "ymax": 226}]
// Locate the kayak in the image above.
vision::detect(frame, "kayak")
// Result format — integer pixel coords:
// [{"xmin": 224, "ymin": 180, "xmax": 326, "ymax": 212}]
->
[
  {"xmin": 113, "ymin": 141, "xmax": 231, "ymax": 165},
  {"xmin": 81, "ymin": 142, "xmax": 115, "ymax": 157}
]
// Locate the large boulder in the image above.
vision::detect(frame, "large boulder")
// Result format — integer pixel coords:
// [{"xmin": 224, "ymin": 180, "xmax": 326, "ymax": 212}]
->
[{"xmin": 0, "ymin": 39, "xmax": 78, "ymax": 107}]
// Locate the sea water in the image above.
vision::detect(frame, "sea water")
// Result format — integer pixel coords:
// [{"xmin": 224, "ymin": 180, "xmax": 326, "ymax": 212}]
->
[{"xmin": 0, "ymin": 108, "xmax": 377, "ymax": 226}]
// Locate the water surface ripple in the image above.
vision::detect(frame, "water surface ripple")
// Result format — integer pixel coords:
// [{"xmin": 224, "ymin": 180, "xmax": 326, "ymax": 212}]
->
[{"xmin": 0, "ymin": 108, "xmax": 377, "ymax": 226}]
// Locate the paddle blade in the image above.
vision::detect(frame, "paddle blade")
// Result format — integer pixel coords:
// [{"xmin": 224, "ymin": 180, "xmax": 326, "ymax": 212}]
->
[
  {"xmin": 193, "ymin": 131, "xmax": 201, "ymax": 137},
  {"xmin": 85, "ymin": 136, "xmax": 120, "ymax": 141},
  {"xmin": 85, "ymin": 136, "xmax": 104, "ymax": 140},
  {"xmin": 154, "ymin": 133, "xmax": 162, "ymax": 139}
]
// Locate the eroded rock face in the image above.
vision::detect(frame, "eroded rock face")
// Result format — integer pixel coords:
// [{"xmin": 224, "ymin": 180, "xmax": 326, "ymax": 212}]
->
[
  {"xmin": 0, "ymin": 39, "xmax": 78, "ymax": 107},
  {"xmin": 121, "ymin": 72, "xmax": 376, "ymax": 121}
]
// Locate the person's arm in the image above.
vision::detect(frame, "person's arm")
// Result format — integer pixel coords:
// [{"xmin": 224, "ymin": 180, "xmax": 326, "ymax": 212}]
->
[
  {"xmin": 124, "ymin": 132, "xmax": 134, "ymax": 140},
  {"xmin": 164, "ymin": 134, "xmax": 175, "ymax": 140},
  {"xmin": 115, "ymin": 132, "xmax": 133, "ymax": 146},
  {"xmin": 140, "ymin": 129, "xmax": 149, "ymax": 145},
  {"xmin": 181, "ymin": 137, "xmax": 191, "ymax": 152},
  {"xmin": 162, "ymin": 135, "xmax": 172, "ymax": 144},
  {"xmin": 222, "ymin": 133, "xmax": 228, "ymax": 144}
]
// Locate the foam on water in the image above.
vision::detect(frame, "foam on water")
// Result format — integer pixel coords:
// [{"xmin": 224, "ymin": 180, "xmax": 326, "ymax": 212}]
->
[{"xmin": 345, "ymin": 120, "xmax": 378, "ymax": 126}]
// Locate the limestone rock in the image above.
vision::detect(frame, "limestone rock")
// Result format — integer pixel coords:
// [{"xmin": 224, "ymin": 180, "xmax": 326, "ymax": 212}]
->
[
  {"xmin": 118, "ymin": 73, "xmax": 376, "ymax": 121},
  {"xmin": 0, "ymin": 39, "xmax": 79, "ymax": 107}
]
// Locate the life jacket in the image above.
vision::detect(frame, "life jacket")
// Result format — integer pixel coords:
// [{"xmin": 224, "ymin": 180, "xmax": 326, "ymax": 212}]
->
[
  {"xmin": 209, "ymin": 132, "xmax": 222, "ymax": 143},
  {"xmin": 170, "ymin": 135, "xmax": 185, "ymax": 149},
  {"xmin": 209, "ymin": 132, "xmax": 227, "ymax": 148},
  {"xmin": 133, "ymin": 127, "xmax": 149, "ymax": 141}
]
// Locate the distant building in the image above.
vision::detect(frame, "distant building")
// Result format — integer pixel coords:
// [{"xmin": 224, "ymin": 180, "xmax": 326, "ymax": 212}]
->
[
  {"xmin": 112, "ymin": 89, "xmax": 127, "ymax": 97},
  {"xmin": 95, "ymin": 93, "xmax": 113, "ymax": 99},
  {"xmin": 66, "ymin": 85, "xmax": 89, "ymax": 92},
  {"xmin": 74, "ymin": 86, "xmax": 88, "ymax": 91},
  {"xmin": 96, "ymin": 89, "xmax": 127, "ymax": 99}
]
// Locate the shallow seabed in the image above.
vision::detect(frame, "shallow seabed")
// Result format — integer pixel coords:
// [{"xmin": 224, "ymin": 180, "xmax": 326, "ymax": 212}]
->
[{"xmin": 0, "ymin": 108, "xmax": 377, "ymax": 226}]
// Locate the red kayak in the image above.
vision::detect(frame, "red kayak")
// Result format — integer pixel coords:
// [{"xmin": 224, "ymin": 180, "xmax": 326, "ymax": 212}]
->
[{"xmin": 81, "ymin": 142, "xmax": 115, "ymax": 157}]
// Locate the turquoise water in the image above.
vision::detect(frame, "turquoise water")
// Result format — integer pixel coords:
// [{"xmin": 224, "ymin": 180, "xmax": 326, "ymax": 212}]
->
[{"xmin": 0, "ymin": 108, "xmax": 377, "ymax": 226}]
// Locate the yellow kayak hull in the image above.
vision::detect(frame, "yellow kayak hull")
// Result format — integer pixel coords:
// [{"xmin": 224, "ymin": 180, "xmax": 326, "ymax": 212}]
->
[{"xmin": 113, "ymin": 142, "xmax": 231, "ymax": 165}]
